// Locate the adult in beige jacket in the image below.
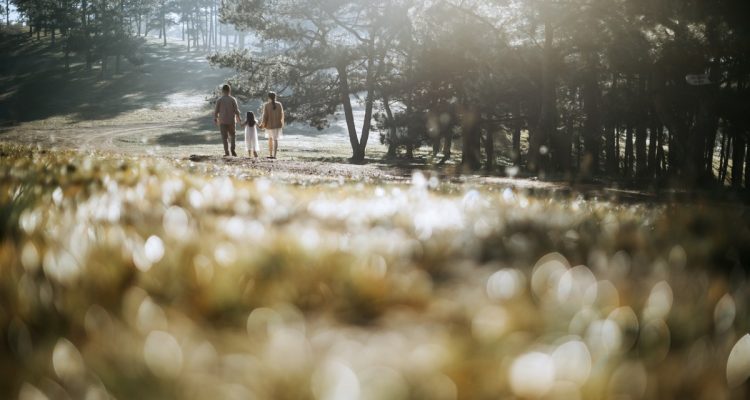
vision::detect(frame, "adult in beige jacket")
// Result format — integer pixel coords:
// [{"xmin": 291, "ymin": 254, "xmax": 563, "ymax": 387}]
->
[{"xmin": 259, "ymin": 91, "xmax": 284, "ymax": 159}]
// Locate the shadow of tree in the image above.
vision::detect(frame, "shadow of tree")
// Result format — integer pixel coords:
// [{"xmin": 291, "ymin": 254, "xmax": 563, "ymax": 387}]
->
[
  {"xmin": 156, "ymin": 131, "xmax": 221, "ymax": 146},
  {"xmin": 0, "ymin": 31, "xmax": 230, "ymax": 124}
]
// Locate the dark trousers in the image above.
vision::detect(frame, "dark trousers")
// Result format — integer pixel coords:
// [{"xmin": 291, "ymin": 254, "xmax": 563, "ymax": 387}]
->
[{"xmin": 220, "ymin": 124, "xmax": 236, "ymax": 155}]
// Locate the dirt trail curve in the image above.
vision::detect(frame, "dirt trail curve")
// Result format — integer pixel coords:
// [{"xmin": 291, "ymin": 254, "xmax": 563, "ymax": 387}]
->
[
  {"xmin": 0, "ymin": 34, "xmax": 585, "ymax": 191},
  {"xmin": 1, "ymin": 121, "xmax": 185, "ymax": 153},
  {"xmin": 0, "ymin": 118, "xmax": 421, "ymax": 182}
]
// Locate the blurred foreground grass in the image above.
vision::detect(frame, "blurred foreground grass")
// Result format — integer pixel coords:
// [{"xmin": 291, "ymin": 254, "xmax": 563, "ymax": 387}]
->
[{"xmin": 2, "ymin": 144, "xmax": 750, "ymax": 399}]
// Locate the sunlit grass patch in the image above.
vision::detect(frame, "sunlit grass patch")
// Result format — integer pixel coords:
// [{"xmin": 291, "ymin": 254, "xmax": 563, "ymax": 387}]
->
[{"xmin": 1, "ymin": 144, "xmax": 750, "ymax": 399}]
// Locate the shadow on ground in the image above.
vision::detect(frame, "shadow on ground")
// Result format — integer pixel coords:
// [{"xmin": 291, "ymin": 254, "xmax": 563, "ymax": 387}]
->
[{"xmin": 0, "ymin": 30, "xmax": 228, "ymax": 124}]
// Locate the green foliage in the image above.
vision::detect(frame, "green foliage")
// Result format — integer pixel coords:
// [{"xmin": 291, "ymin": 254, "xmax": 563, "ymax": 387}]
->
[{"xmin": 211, "ymin": 0, "xmax": 750, "ymax": 182}]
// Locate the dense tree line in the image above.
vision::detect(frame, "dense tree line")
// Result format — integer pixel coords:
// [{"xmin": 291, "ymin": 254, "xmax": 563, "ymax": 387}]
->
[
  {"xmin": 212, "ymin": 0, "xmax": 750, "ymax": 187},
  {"xmin": 8, "ymin": 0, "xmax": 248, "ymax": 75}
]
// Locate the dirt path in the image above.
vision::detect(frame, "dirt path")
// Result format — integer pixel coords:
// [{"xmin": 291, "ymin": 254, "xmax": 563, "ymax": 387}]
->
[{"xmin": 0, "ymin": 33, "xmax": 599, "ymax": 194}]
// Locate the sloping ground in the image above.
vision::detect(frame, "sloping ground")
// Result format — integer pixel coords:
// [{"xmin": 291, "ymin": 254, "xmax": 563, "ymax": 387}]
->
[
  {"xmin": 0, "ymin": 29, "xmax": 392, "ymax": 167},
  {"xmin": 0, "ymin": 29, "xmax": 684, "ymax": 199},
  {"xmin": 0, "ymin": 29, "xmax": 225, "ymax": 124}
]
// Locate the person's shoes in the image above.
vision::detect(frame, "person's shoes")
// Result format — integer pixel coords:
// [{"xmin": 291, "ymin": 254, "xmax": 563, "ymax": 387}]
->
[
  {"xmin": 231, "ymin": 151, "xmax": 237, "ymax": 157},
  {"xmin": 223, "ymin": 153, "xmax": 230, "ymax": 157}
]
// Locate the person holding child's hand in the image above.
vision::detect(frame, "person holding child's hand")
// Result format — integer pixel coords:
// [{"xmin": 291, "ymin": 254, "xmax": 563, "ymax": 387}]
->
[
  {"xmin": 258, "ymin": 91, "xmax": 284, "ymax": 159},
  {"xmin": 213, "ymin": 84, "xmax": 242, "ymax": 157},
  {"xmin": 243, "ymin": 111, "xmax": 260, "ymax": 159}
]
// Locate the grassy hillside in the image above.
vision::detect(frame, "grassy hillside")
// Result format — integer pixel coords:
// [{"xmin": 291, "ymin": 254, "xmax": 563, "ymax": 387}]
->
[
  {"xmin": 0, "ymin": 29, "xmax": 398, "ymax": 163},
  {"xmin": 0, "ymin": 29, "xmax": 226, "ymax": 125}
]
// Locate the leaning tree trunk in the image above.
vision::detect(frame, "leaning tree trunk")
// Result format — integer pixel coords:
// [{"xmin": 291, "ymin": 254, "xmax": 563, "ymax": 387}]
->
[
  {"xmin": 355, "ymin": 45, "xmax": 376, "ymax": 163},
  {"xmin": 720, "ymin": 134, "xmax": 731, "ymax": 183},
  {"xmin": 357, "ymin": 89, "xmax": 374, "ymax": 162},
  {"xmin": 383, "ymin": 96, "xmax": 398, "ymax": 159},
  {"xmin": 337, "ymin": 63, "xmax": 361, "ymax": 161}
]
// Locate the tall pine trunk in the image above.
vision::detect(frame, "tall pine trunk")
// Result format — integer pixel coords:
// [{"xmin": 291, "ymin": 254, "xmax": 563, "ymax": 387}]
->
[
  {"xmin": 161, "ymin": 0, "xmax": 166, "ymax": 46},
  {"xmin": 512, "ymin": 101, "xmax": 522, "ymax": 166},
  {"xmin": 115, "ymin": 0, "xmax": 123, "ymax": 75},
  {"xmin": 82, "ymin": 0, "xmax": 91, "ymax": 70},
  {"xmin": 337, "ymin": 64, "xmax": 361, "ymax": 161},
  {"xmin": 215, "ymin": 3, "xmax": 220, "ymax": 50},
  {"xmin": 356, "ymin": 42, "xmax": 376, "ymax": 162},
  {"xmin": 582, "ymin": 49, "xmax": 601, "ymax": 176},
  {"xmin": 720, "ymin": 134, "xmax": 731, "ymax": 183},
  {"xmin": 625, "ymin": 125, "xmax": 633, "ymax": 178},
  {"xmin": 485, "ymin": 129, "xmax": 495, "ymax": 172},
  {"xmin": 732, "ymin": 131, "xmax": 745, "ymax": 188},
  {"xmin": 461, "ymin": 107, "xmax": 482, "ymax": 171},
  {"xmin": 530, "ymin": 17, "xmax": 556, "ymax": 173},
  {"xmin": 648, "ymin": 121, "xmax": 659, "ymax": 177},
  {"xmin": 383, "ymin": 96, "xmax": 398, "ymax": 158}
]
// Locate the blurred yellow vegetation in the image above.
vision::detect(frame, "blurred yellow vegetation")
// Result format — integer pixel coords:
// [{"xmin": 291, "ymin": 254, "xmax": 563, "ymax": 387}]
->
[{"xmin": 1, "ymin": 144, "xmax": 750, "ymax": 399}]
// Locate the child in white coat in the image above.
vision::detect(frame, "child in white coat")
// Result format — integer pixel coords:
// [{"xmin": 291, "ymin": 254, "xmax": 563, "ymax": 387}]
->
[{"xmin": 243, "ymin": 111, "xmax": 259, "ymax": 158}]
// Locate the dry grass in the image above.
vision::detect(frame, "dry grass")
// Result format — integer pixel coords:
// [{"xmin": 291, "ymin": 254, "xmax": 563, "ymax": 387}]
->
[{"xmin": 1, "ymin": 144, "xmax": 750, "ymax": 399}]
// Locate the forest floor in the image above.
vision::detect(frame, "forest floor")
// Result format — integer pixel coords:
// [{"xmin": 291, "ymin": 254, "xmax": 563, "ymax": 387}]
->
[
  {"xmin": 0, "ymin": 28, "xmax": 660, "ymax": 201},
  {"xmin": 4, "ymin": 27, "xmax": 745, "ymax": 206},
  {"xmin": 0, "ymin": 29, "xmax": 424, "ymax": 182}
]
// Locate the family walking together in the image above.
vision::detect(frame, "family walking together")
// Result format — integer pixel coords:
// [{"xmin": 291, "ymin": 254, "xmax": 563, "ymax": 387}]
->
[{"xmin": 213, "ymin": 84, "xmax": 285, "ymax": 159}]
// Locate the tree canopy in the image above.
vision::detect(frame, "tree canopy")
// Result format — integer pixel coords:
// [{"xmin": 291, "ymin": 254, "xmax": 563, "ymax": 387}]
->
[{"xmin": 211, "ymin": 0, "xmax": 750, "ymax": 187}]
